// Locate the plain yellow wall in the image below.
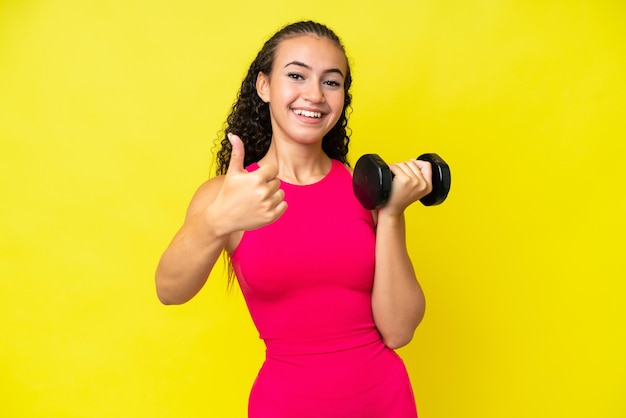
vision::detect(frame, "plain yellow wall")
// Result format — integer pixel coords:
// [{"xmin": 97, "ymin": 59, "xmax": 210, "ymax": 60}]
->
[{"xmin": 1, "ymin": 1, "xmax": 625, "ymax": 417}]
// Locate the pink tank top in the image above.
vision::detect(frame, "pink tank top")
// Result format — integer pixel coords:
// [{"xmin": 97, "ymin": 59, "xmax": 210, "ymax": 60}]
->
[
  {"xmin": 230, "ymin": 159, "xmax": 378, "ymax": 355},
  {"xmin": 229, "ymin": 159, "xmax": 418, "ymax": 417}
]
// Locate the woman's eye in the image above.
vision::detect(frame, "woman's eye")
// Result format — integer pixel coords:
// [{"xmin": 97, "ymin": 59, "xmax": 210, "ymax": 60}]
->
[
  {"xmin": 324, "ymin": 80, "xmax": 341, "ymax": 87},
  {"xmin": 288, "ymin": 73, "xmax": 304, "ymax": 80}
]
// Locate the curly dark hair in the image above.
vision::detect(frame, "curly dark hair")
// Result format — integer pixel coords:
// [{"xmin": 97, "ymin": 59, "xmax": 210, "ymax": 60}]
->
[{"xmin": 215, "ymin": 21, "xmax": 353, "ymax": 175}]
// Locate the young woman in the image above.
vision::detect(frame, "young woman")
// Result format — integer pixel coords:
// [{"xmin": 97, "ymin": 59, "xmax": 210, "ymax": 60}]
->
[{"xmin": 156, "ymin": 20, "xmax": 431, "ymax": 418}]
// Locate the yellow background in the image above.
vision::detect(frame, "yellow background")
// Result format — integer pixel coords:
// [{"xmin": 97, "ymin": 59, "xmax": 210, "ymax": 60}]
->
[{"xmin": 2, "ymin": 1, "xmax": 625, "ymax": 417}]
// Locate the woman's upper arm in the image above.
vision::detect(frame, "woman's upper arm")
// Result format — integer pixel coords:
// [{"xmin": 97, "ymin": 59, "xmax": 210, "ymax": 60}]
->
[{"xmin": 184, "ymin": 175, "xmax": 225, "ymax": 221}]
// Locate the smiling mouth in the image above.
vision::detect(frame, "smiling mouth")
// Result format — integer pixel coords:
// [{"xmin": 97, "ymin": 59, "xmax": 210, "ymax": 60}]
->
[{"xmin": 293, "ymin": 109, "xmax": 323, "ymax": 119}]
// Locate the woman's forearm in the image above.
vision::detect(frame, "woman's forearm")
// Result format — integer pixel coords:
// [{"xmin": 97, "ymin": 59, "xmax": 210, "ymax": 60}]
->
[
  {"xmin": 155, "ymin": 210, "xmax": 228, "ymax": 305},
  {"xmin": 371, "ymin": 211, "xmax": 426, "ymax": 349}
]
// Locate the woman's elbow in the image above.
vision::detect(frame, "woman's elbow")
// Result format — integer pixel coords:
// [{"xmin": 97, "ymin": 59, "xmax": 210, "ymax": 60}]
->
[
  {"xmin": 156, "ymin": 290, "xmax": 181, "ymax": 305},
  {"xmin": 382, "ymin": 331, "xmax": 415, "ymax": 350},
  {"xmin": 156, "ymin": 284, "xmax": 180, "ymax": 305},
  {"xmin": 380, "ymin": 310, "xmax": 426, "ymax": 349},
  {"xmin": 155, "ymin": 274, "xmax": 190, "ymax": 305}
]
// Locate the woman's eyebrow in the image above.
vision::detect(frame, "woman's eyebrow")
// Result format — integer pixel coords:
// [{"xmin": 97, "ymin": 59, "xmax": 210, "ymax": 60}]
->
[{"xmin": 284, "ymin": 61, "xmax": 344, "ymax": 77}]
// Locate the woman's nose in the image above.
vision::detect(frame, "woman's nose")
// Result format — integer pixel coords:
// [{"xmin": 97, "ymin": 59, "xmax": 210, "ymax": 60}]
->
[{"xmin": 303, "ymin": 81, "xmax": 325, "ymax": 103}]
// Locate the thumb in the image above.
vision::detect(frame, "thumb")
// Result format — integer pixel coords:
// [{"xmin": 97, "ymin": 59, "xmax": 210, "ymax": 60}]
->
[{"xmin": 227, "ymin": 133, "xmax": 246, "ymax": 174}]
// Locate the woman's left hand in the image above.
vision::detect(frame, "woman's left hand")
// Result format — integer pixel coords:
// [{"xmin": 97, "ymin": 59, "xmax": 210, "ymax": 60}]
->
[{"xmin": 383, "ymin": 159, "xmax": 433, "ymax": 214}]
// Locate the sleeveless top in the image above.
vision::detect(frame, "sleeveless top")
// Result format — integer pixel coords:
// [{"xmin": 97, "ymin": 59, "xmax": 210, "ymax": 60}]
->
[{"xmin": 230, "ymin": 159, "xmax": 417, "ymax": 418}]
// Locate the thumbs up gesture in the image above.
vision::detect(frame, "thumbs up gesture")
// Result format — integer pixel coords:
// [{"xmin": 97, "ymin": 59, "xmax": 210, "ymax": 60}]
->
[{"xmin": 212, "ymin": 133, "xmax": 287, "ymax": 233}]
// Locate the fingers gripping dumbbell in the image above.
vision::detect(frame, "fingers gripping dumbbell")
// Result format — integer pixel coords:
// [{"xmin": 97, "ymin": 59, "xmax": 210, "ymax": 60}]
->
[{"xmin": 352, "ymin": 153, "xmax": 451, "ymax": 210}]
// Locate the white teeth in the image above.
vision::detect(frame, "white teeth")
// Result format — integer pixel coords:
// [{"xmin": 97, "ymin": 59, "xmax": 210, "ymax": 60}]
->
[{"xmin": 293, "ymin": 109, "xmax": 322, "ymax": 118}]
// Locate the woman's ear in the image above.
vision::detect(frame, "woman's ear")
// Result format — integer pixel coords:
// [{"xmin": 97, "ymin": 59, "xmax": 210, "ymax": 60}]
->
[{"xmin": 256, "ymin": 72, "xmax": 270, "ymax": 103}]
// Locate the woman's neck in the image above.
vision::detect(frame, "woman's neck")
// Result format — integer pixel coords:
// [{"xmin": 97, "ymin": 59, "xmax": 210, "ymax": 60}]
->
[{"xmin": 259, "ymin": 140, "xmax": 332, "ymax": 186}]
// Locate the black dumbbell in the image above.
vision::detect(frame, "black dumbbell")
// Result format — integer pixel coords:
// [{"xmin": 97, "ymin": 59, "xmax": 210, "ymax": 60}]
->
[{"xmin": 352, "ymin": 153, "xmax": 451, "ymax": 210}]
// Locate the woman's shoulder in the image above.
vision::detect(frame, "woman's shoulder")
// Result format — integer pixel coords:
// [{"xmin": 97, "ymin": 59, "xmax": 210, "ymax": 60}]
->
[
  {"xmin": 331, "ymin": 158, "xmax": 353, "ymax": 177},
  {"xmin": 184, "ymin": 175, "xmax": 225, "ymax": 219}
]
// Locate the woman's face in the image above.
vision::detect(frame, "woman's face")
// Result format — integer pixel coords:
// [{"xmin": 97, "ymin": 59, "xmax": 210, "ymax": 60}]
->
[{"xmin": 256, "ymin": 34, "xmax": 347, "ymax": 146}]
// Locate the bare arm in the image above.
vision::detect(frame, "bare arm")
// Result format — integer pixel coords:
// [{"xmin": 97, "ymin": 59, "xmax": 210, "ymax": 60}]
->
[
  {"xmin": 155, "ymin": 134, "xmax": 287, "ymax": 305},
  {"xmin": 155, "ymin": 177, "xmax": 229, "ymax": 304},
  {"xmin": 371, "ymin": 159, "xmax": 432, "ymax": 349}
]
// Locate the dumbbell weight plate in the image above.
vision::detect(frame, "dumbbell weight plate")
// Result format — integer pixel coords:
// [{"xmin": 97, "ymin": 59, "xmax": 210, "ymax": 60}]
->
[
  {"xmin": 417, "ymin": 153, "xmax": 451, "ymax": 206},
  {"xmin": 352, "ymin": 154, "xmax": 393, "ymax": 210}
]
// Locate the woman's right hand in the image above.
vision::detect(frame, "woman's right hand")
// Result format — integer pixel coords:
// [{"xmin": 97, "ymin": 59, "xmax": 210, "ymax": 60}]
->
[{"xmin": 209, "ymin": 133, "xmax": 287, "ymax": 236}]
